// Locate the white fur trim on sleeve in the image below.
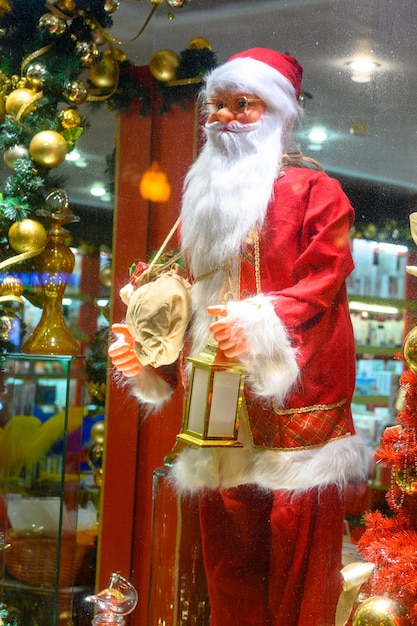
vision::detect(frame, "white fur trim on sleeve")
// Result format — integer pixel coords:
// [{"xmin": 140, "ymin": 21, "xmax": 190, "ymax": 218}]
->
[
  {"xmin": 127, "ymin": 365, "xmax": 173, "ymax": 410},
  {"xmin": 226, "ymin": 295, "xmax": 299, "ymax": 404}
]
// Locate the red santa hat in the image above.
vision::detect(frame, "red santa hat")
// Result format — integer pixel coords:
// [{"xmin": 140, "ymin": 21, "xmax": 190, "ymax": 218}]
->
[
  {"xmin": 228, "ymin": 48, "xmax": 303, "ymax": 99},
  {"xmin": 204, "ymin": 48, "xmax": 303, "ymax": 120}
]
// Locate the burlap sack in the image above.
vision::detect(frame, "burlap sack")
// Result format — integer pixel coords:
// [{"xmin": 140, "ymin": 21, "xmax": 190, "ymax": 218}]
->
[{"xmin": 125, "ymin": 263, "xmax": 191, "ymax": 367}]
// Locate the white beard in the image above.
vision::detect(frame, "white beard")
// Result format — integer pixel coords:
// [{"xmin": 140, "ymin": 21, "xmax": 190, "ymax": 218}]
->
[{"xmin": 180, "ymin": 112, "xmax": 286, "ymax": 354}]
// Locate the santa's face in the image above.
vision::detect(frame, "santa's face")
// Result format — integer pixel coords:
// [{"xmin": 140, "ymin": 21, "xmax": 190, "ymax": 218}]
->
[{"xmin": 204, "ymin": 92, "xmax": 266, "ymax": 126}]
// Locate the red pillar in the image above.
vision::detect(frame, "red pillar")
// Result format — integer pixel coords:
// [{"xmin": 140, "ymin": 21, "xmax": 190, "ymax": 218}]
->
[{"xmin": 97, "ymin": 66, "xmax": 199, "ymax": 626}]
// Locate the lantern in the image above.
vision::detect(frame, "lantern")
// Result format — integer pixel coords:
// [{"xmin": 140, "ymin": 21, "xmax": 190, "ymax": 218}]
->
[
  {"xmin": 139, "ymin": 161, "xmax": 171, "ymax": 202},
  {"xmin": 177, "ymin": 344, "xmax": 245, "ymax": 448}
]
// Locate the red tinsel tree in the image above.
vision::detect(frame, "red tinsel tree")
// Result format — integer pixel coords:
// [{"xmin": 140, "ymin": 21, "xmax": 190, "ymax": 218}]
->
[{"xmin": 357, "ymin": 368, "xmax": 417, "ymax": 624}]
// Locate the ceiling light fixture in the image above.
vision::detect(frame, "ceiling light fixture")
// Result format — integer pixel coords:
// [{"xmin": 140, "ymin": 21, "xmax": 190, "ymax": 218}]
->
[
  {"xmin": 308, "ymin": 127, "xmax": 328, "ymax": 143},
  {"xmin": 347, "ymin": 57, "xmax": 381, "ymax": 83},
  {"xmin": 90, "ymin": 182, "xmax": 106, "ymax": 197}
]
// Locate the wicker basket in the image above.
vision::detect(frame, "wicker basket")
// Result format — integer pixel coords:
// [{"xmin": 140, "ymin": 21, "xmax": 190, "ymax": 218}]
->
[{"xmin": 5, "ymin": 536, "xmax": 87, "ymax": 588}]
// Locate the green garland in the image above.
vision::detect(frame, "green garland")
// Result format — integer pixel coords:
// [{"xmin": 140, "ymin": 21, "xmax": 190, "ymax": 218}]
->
[{"xmin": 0, "ymin": 0, "xmax": 217, "ymax": 266}]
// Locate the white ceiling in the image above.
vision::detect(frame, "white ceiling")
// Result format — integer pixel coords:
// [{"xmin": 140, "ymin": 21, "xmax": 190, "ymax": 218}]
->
[{"xmin": 10, "ymin": 0, "xmax": 417, "ymax": 218}]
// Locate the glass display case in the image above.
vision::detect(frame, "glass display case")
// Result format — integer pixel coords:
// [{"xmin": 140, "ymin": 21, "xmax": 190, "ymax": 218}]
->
[{"xmin": 0, "ymin": 354, "xmax": 92, "ymax": 626}]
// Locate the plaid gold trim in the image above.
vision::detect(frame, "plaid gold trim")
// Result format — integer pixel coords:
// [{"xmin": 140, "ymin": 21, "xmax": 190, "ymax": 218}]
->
[{"xmin": 244, "ymin": 397, "xmax": 351, "ymax": 450}]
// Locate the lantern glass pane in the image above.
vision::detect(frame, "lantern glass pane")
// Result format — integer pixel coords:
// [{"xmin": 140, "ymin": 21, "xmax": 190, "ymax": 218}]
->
[
  {"xmin": 187, "ymin": 367, "xmax": 210, "ymax": 434},
  {"xmin": 207, "ymin": 371, "xmax": 241, "ymax": 437}
]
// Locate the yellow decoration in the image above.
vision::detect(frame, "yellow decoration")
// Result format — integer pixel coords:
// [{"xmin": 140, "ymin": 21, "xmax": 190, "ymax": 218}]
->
[
  {"xmin": 5, "ymin": 87, "xmax": 38, "ymax": 118},
  {"xmin": 29, "ymin": 130, "xmax": 68, "ymax": 168},
  {"xmin": 403, "ymin": 326, "xmax": 417, "ymax": 374},
  {"xmin": 394, "ymin": 468, "xmax": 417, "ymax": 493},
  {"xmin": 62, "ymin": 78, "xmax": 88, "ymax": 104},
  {"xmin": 88, "ymin": 53, "xmax": 119, "ymax": 89},
  {"xmin": 8, "ymin": 218, "xmax": 48, "ymax": 254},
  {"xmin": 352, "ymin": 596, "xmax": 410, "ymax": 626},
  {"xmin": 0, "ymin": 0, "xmax": 12, "ymax": 19},
  {"xmin": 0, "ymin": 408, "xmax": 84, "ymax": 477},
  {"xmin": 58, "ymin": 107, "xmax": 82, "ymax": 129},
  {"xmin": 149, "ymin": 49, "xmax": 180, "ymax": 82},
  {"xmin": 187, "ymin": 37, "xmax": 212, "ymax": 50},
  {"xmin": 91, "ymin": 421, "xmax": 105, "ymax": 445},
  {"xmin": 3, "ymin": 144, "xmax": 29, "ymax": 169},
  {"xmin": 0, "ymin": 94, "xmax": 6, "ymax": 122},
  {"xmin": 99, "ymin": 264, "xmax": 112, "ymax": 287},
  {"xmin": 21, "ymin": 191, "xmax": 81, "ymax": 356},
  {"xmin": 108, "ymin": 47, "xmax": 126, "ymax": 63},
  {"xmin": 139, "ymin": 161, "xmax": 171, "ymax": 202},
  {"xmin": 55, "ymin": 0, "xmax": 76, "ymax": 10},
  {"xmin": 0, "ymin": 276, "xmax": 24, "ymax": 297}
]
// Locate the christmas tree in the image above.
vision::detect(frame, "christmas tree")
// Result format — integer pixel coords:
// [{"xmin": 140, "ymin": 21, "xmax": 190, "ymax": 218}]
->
[{"xmin": 356, "ymin": 361, "xmax": 417, "ymax": 624}]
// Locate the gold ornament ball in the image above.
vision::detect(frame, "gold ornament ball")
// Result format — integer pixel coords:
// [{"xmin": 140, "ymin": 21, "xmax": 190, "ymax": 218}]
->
[
  {"xmin": 0, "ymin": 94, "xmax": 5, "ymax": 122},
  {"xmin": 99, "ymin": 265, "xmax": 112, "ymax": 288},
  {"xmin": 187, "ymin": 37, "xmax": 212, "ymax": 50},
  {"xmin": 403, "ymin": 326, "xmax": 417, "ymax": 373},
  {"xmin": 62, "ymin": 79, "xmax": 88, "ymax": 105},
  {"xmin": 29, "ymin": 130, "xmax": 68, "ymax": 168},
  {"xmin": 8, "ymin": 219, "xmax": 48, "ymax": 254},
  {"xmin": 104, "ymin": 0, "xmax": 120, "ymax": 12},
  {"xmin": 5, "ymin": 88, "xmax": 38, "ymax": 117},
  {"xmin": 88, "ymin": 55, "xmax": 119, "ymax": 89},
  {"xmin": 55, "ymin": 0, "xmax": 76, "ymax": 11},
  {"xmin": 149, "ymin": 49, "xmax": 180, "ymax": 82},
  {"xmin": 26, "ymin": 62, "xmax": 48, "ymax": 88},
  {"xmin": 352, "ymin": 596, "xmax": 410, "ymax": 626},
  {"xmin": 75, "ymin": 40, "xmax": 100, "ymax": 67},
  {"xmin": 38, "ymin": 13, "xmax": 67, "ymax": 36},
  {"xmin": 58, "ymin": 108, "xmax": 82, "ymax": 130},
  {"xmin": 394, "ymin": 468, "xmax": 417, "ymax": 493},
  {"xmin": 0, "ymin": 276, "xmax": 24, "ymax": 297},
  {"xmin": 91, "ymin": 421, "xmax": 105, "ymax": 445},
  {"xmin": 4, "ymin": 144, "xmax": 29, "ymax": 169}
]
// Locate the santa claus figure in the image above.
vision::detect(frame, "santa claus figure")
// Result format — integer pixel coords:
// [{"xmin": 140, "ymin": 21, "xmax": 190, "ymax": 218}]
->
[{"xmin": 109, "ymin": 48, "xmax": 367, "ymax": 626}]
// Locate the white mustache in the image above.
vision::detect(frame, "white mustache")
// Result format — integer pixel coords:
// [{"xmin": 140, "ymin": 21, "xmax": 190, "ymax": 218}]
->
[{"xmin": 205, "ymin": 119, "xmax": 263, "ymax": 134}]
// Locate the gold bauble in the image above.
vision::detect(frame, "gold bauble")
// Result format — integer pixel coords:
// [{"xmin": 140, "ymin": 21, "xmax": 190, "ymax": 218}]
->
[
  {"xmin": 75, "ymin": 40, "xmax": 100, "ymax": 67},
  {"xmin": 4, "ymin": 144, "xmax": 29, "ymax": 169},
  {"xmin": 403, "ymin": 326, "xmax": 417, "ymax": 373},
  {"xmin": 55, "ymin": 0, "xmax": 76, "ymax": 11},
  {"xmin": 5, "ymin": 87, "xmax": 38, "ymax": 117},
  {"xmin": 0, "ymin": 94, "xmax": 5, "ymax": 122},
  {"xmin": 88, "ymin": 55, "xmax": 119, "ymax": 89},
  {"xmin": 62, "ymin": 79, "xmax": 88, "ymax": 105},
  {"xmin": 187, "ymin": 37, "xmax": 212, "ymax": 50},
  {"xmin": 26, "ymin": 62, "xmax": 48, "ymax": 88},
  {"xmin": 394, "ymin": 468, "xmax": 417, "ymax": 493},
  {"xmin": 38, "ymin": 13, "xmax": 66, "ymax": 36},
  {"xmin": 0, "ymin": 276, "xmax": 24, "ymax": 297},
  {"xmin": 58, "ymin": 108, "xmax": 82, "ymax": 130},
  {"xmin": 8, "ymin": 219, "xmax": 48, "ymax": 254},
  {"xmin": 99, "ymin": 265, "xmax": 112, "ymax": 288},
  {"xmin": 29, "ymin": 130, "xmax": 68, "ymax": 168},
  {"xmin": 104, "ymin": 0, "xmax": 120, "ymax": 12},
  {"xmin": 91, "ymin": 421, "xmax": 105, "ymax": 445},
  {"xmin": 149, "ymin": 49, "xmax": 180, "ymax": 82},
  {"xmin": 352, "ymin": 596, "xmax": 410, "ymax": 626}
]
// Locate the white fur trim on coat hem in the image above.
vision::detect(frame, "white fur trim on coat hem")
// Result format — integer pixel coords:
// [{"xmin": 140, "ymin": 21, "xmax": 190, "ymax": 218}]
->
[{"xmin": 170, "ymin": 434, "xmax": 367, "ymax": 495}]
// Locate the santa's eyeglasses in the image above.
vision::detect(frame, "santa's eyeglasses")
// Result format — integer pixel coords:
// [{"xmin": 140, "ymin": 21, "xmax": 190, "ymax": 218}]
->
[{"xmin": 203, "ymin": 95, "xmax": 263, "ymax": 115}]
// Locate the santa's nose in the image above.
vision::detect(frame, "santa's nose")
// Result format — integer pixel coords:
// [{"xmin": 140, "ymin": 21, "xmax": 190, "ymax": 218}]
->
[{"xmin": 215, "ymin": 106, "xmax": 236, "ymax": 122}]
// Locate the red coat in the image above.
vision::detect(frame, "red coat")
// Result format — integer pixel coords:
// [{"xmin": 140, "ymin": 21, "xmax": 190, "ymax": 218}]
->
[{"xmin": 240, "ymin": 166, "xmax": 356, "ymax": 450}]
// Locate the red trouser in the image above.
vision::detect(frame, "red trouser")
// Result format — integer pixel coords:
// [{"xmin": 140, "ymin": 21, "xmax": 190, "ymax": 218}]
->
[{"xmin": 199, "ymin": 484, "xmax": 344, "ymax": 626}]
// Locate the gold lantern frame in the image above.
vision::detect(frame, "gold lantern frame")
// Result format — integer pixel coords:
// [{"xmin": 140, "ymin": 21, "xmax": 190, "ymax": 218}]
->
[{"xmin": 177, "ymin": 343, "xmax": 245, "ymax": 448}]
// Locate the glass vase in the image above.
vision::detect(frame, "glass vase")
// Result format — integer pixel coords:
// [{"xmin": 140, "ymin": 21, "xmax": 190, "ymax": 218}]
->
[
  {"xmin": 22, "ymin": 191, "xmax": 81, "ymax": 356},
  {"xmin": 148, "ymin": 460, "xmax": 210, "ymax": 626}
]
